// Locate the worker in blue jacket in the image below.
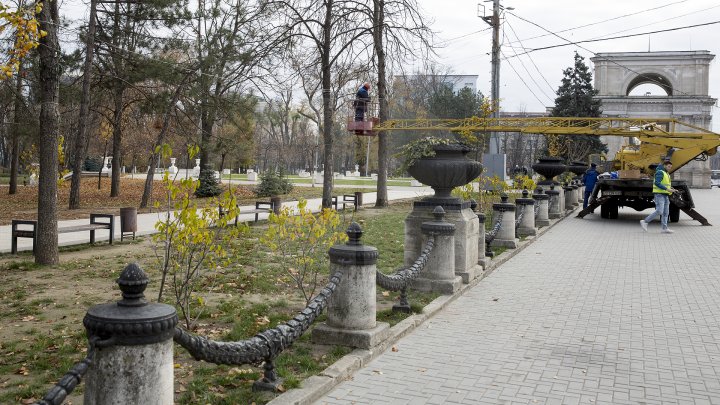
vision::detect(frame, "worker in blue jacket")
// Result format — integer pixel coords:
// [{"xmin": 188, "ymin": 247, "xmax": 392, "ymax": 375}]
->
[
  {"xmin": 354, "ymin": 82, "xmax": 371, "ymax": 121},
  {"xmin": 582, "ymin": 163, "xmax": 599, "ymax": 209}
]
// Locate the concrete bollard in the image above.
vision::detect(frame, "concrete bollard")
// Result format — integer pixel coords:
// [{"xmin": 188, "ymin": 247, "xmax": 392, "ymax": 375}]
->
[
  {"xmin": 470, "ymin": 199, "xmax": 489, "ymax": 269},
  {"xmin": 515, "ymin": 190, "xmax": 536, "ymax": 237},
  {"xmin": 312, "ymin": 223, "xmax": 390, "ymax": 349},
  {"xmin": 564, "ymin": 184, "xmax": 575, "ymax": 211},
  {"xmin": 533, "ymin": 187, "xmax": 551, "ymax": 227},
  {"xmin": 490, "ymin": 193, "xmax": 517, "ymax": 249},
  {"xmin": 547, "ymin": 184, "xmax": 562, "ymax": 219},
  {"xmin": 83, "ymin": 263, "xmax": 178, "ymax": 405},
  {"xmin": 411, "ymin": 206, "xmax": 463, "ymax": 294},
  {"xmin": 576, "ymin": 181, "xmax": 584, "ymax": 204},
  {"xmin": 570, "ymin": 184, "xmax": 580, "ymax": 207}
]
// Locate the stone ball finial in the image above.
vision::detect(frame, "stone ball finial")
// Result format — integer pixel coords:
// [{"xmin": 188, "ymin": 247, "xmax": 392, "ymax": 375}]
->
[
  {"xmin": 522, "ymin": 189, "xmax": 529, "ymax": 198},
  {"xmin": 500, "ymin": 193, "xmax": 509, "ymax": 203},
  {"xmin": 117, "ymin": 263, "xmax": 148, "ymax": 307},
  {"xmin": 346, "ymin": 222, "xmax": 363, "ymax": 245},
  {"xmin": 432, "ymin": 205, "xmax": 446, "ymax": 221},
  {"xmin": 550, "ymin": 184, "xmax": 555, "ymax": 190},
  {"xmin": 536, "ymin": 186, "xmax": 544, "ymax": 194}
]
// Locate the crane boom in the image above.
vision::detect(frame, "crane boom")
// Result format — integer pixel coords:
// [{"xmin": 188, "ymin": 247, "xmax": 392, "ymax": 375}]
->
[{"xmin": 373, "ymin": 116, "xmax": 719, "ymax": 139}]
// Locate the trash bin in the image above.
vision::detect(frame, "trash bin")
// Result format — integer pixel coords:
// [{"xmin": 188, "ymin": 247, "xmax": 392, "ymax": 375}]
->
[
  {"xmin": 119, "ymin": 207, "xmax": 137, "ymax": 241},
  {"xmin": 354, "ymin": 191, "xmax": 363, "ymax": 210},
  {"xmin": 270, "ymin": 196, "xmax": 282, "ymax": 215}
]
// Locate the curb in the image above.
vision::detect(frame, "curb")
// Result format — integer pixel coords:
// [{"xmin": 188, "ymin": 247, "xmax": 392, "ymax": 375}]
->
[{"xmin": 268, "ymin": 207, "xmax": 579, "ymax": 405}]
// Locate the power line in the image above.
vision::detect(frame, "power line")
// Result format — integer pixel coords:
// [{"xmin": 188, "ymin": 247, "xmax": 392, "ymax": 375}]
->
[
  {"xmin": 504, "ymin": 19, "xmax": 555, "ymax": 96},
  {"xmin": 500, "ymin": 49, "xmax": 547, "ymax": 108},
  {"xmin": 506, "ymin": 17, "xmax": 720, "ymax": 57},
  {"xmin": 506, "ymin": 0, "xmax": 688, "ymax": 45},
  {"xmin": 504, "ymin": 12, "xmax": 712, "ymax": 99}
]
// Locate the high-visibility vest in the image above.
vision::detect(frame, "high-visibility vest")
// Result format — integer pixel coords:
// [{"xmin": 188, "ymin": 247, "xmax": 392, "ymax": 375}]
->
[{"xmin": 652, "ymin": 170, "xmax": 672, "ymax": 195}]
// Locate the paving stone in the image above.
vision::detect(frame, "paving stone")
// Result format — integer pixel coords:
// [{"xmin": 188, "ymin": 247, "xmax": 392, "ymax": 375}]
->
[{"xmin": 312, "ymin": 191, "xmax": 720, "ymax": 404}]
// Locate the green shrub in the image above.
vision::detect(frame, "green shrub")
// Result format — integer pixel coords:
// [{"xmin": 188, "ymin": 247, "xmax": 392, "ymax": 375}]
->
[
  {"xmin": 255, "ymin": 170, "xmax": 293, "ymax": 197},
  {"xmin": 195, "ymin": 167, "xmax": 223, "ymax": 197}
]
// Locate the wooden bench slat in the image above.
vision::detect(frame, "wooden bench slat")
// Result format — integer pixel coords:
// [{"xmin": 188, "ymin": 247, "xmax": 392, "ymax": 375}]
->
[{"xmin": 58, "ymin": 224, "xmax": 111, "ymax": 233}]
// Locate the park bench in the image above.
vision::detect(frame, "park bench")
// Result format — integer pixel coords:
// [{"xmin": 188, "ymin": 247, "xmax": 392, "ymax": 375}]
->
[
  {"xmin": 11, "ymin": 214, "xmax": 115, "ymax": 254},
  {"xmin": 219, "ymin": 200, "xmax": 278, "ymax": 226},
  {"xmin": 332, "ymin": 194, "xmax": 361, "ymax": 211}
]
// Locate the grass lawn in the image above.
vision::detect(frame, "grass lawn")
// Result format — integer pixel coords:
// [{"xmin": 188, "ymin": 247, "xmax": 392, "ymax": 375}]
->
[{"xmin": 0, "ymin": 200, "xmax": 438, "ymax": 404}]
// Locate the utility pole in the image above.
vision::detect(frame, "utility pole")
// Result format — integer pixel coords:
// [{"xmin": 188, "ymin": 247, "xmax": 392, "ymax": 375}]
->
[{"xmin": 481, "ymin": 0, "xmax": 501, "ymax": 153}]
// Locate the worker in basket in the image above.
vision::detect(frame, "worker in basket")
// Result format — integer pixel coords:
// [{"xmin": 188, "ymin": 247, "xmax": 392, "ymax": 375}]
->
[{"xmin": 354, "ymin": 82, "xmax": 371, "ymax": 122}]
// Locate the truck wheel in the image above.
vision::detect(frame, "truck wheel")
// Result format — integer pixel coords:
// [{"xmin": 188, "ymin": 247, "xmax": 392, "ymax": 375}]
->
[
  {"xmin": 669, "ymin": 204, "xmax": 680, "ymax": 223},
  {"xmin": 600, "ymin": 201, "xmax": 618, "ymax": 219},
  {"xmin": 608, "ymin": 202, "xmax": 619, "ymax": 219}
]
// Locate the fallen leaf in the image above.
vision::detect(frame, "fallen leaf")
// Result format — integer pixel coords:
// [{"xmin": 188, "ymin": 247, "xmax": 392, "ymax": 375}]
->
[
  {"xmin": 381, "ymin": 291, "xmax": 390, "ymax": 297},
  {"xmin": 21, "ymin": 316, "xmax": 35, "ymax": 322},
  {"xmin": 492, "ymin": 298, "xmax": 499, "ymax": 302},
  {"xmin": 391, "ymin": 346, "xmax": 398, "ymax": 352},
  {"xmin": 16, "ymin": 366, "xmax": 29, "ymax": 376}
]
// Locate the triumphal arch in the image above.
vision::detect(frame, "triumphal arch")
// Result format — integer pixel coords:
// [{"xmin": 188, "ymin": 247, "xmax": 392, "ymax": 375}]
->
[{"xmin": 591, "ymin": 51, "xmax": 716, "ymax": 187}]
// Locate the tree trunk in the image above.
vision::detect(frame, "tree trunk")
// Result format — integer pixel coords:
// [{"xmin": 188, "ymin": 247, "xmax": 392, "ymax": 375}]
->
[
  {"xmin": 9, "ymin": 65, "xmax": 22, "ymax": 195},
  {"xmin": 36, "ymin": 0, "xmax": 61, "ymax": 265},
  {"xmin": 69, "ymin": 0, "xmax": 97, "ymax": 209},
  {"xmin": 110, "ymin": 84, "xmax": 124, "ymax": 197},
  {"xmin": 320, "ymin": 0, "xmax": 334, "ymax": 208},
  {"xmin": 373, "ymin": 0, "xmax": 389, "ymax": 207},
  {"xmin": 140, "ymin": 81, "xmax": 188, "ymax": 208}
]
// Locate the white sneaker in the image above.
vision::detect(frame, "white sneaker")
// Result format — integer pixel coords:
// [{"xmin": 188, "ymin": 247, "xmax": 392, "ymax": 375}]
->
[
  {"xmin": 640, "ymin": 220, "xmax": 648, "ymax": 232},
  {"xmin": 661, "ymin": 229, "xmax": 674, "ymax": 234}
]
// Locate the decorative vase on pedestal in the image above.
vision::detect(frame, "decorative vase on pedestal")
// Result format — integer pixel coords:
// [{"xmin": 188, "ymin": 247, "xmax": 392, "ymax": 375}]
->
[
  {"xmin": 407, "ymin": 144, "xmax": 483, "ymax": 203},
  {"xmin": 531, "ymin": 157, "xmax": 567, "ymax": 185}
]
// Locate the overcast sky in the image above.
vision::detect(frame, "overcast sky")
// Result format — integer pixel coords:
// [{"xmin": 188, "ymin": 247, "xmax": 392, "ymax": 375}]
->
[
  {"xmin": 416, "ymin": 0, "xmax": 720, "ymax": 131},
  {"xmin": 58, "ymin": 0, "xmax": 720, "ymax": 131}
]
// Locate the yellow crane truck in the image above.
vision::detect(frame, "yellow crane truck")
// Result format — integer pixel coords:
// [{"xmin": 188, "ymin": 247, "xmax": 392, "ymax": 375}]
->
[{"xmin": 368, "ymin": 116, "xmax": 720, "ymax": 225}]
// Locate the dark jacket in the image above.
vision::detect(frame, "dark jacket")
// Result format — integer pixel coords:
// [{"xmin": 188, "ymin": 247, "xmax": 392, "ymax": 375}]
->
[
  {"xmin": 582, "ymin": 168, "xmax": 599, "ymax": 190},
  {"xmin": 355, "ymin": 86, "xmax": 370, "ymax": 105}
]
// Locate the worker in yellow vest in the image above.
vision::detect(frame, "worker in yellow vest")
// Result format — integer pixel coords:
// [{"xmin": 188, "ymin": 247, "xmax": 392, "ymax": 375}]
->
[{"xmin": 640, "ymin": 159, "xmax": 677, "ymax": 234}]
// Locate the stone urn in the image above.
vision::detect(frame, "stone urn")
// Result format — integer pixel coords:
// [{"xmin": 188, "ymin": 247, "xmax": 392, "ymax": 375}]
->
[
  {"xmin": 567, "ymin": 161, "xmax": 588, "ymax": 178},
  {"xmin": 531, "ymin": 157, "xmax": 567, "ymax": 184},
  {"xmin": 407, "ymin": 144, "xmax": 482, "ymax": 201}
]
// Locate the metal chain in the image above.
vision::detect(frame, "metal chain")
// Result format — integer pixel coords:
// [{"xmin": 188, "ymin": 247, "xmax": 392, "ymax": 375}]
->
[
  {"xmin": 376, "ymin": 235, "xmax": 435, "ymax": 291},
  {"xmin": 485, "ymin": 210, "xmax": 504, "ymax": 244},
  {"xmin": 515, "ymin": 207, "xmax": 525, "ymax": 229},
  {"xmin": 34, "ymin": 337, "xmax": 100, "ymax": 405},
  {"xmin": 174, "ymin": 270, "xmax": 343, "ymax": 366}
]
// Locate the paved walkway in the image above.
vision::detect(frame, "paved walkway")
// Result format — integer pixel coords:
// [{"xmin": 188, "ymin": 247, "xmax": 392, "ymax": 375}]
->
[
  {"xmin": 0, "ymin": 187, "xmax": 432, "ymax": 254},
  {"xmin": 316, "ymin": 189, "xmax": 720, "ymax": 405}
]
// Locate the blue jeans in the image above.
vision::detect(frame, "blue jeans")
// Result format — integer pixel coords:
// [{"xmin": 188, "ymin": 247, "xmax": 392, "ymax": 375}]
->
[{"xmin": 644, "ymin": 194, "xmax": 670, "ymax": 230}]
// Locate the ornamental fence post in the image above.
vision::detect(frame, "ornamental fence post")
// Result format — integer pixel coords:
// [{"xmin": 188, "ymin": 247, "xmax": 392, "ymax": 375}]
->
[
  {"xmin": 83, "ymin": 263, "xmax": 178, "ymax": 405},
  {"xmin": 312, "ymin": 223, "xmax": 390, "ymax": 349}
]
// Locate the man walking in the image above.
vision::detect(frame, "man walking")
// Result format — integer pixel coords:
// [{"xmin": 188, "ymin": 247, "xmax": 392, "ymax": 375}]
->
[{"xmin": 640, "ymin": 159, "xmax": 677, "ymax": 234}]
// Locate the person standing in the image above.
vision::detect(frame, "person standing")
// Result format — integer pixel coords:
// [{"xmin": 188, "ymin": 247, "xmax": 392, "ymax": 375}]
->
[
  {"xmin": 640, "ymin": 159, "xmax": 677, "ymax": 234},
  {"xmin": 582, "ymin": 163, "xmax": 599, "ymax": 209},
  {"xmin": 354, "ymin": 82, "xmax": 371, "ymax": 121}
]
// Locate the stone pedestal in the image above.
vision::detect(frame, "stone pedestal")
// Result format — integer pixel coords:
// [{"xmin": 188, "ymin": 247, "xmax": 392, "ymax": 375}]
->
[
  {"xmin": 84, "ymin": 264, "xmax": 177, "ymax": 405},
  {"xmin": 533, "ymin": 187, "xmax": 551, "ymax": 227},
  {"xmin": 564, "ymin": 185, "xmax": 575, "ymax": 211},
  {"xmin": 490, "ymin": 194, "xmax": 517, "ymax": 248},
  {"xmin": 547, "ymin": 185, "xmax": 562, "ymax": 219},
  {"xmin": 404, "ymin": 199, "xmax": 480, "ymax": 284},
  {"xmin": 168, "ymin": 157, "xmax": 178, "ymax": 174},
  {"xmin": 515, "ymin": 190, "xmax": 536, "ymax": 237},
  {"xmin": 476, "ymin": 212, "xmax": 490, "ymax": 269},
  {"xmin": 192, "ymin": 159, "xmax": 200, "ymax": 177},
  {"xmin": 410, "ymin": 206, "xmax": 463, "ymax": 294},
  {"xmin": 248, "ymin": 172, "xmax": 258, "ymax": 181},
  {"xmin": 312, "ymin": 223, "xmax": 390, "ymax": 349}
]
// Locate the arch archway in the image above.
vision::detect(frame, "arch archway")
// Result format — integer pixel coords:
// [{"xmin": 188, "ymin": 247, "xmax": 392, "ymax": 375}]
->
[{"xmin": 591, "ymin": 51, "xmax": 716, "ymax": 188}]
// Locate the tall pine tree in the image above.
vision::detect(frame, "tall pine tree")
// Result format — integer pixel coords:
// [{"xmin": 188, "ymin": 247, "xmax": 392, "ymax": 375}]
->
[{"xmin": 549, "ymin": 52, "xmax": 607, "ymax": 162}]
